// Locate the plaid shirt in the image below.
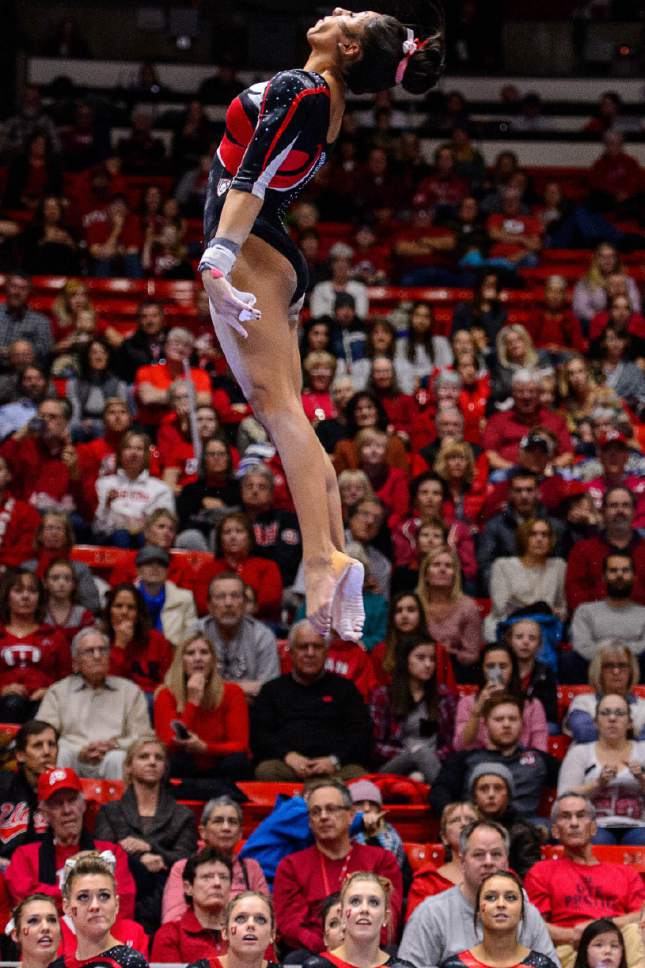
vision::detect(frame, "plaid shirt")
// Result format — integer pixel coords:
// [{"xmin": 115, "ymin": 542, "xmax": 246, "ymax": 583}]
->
[
  {"xmin": 0, "ymin": 306, "xmax": 53, "ymax": 364},
  {"xmin": 369, "ymin": 684, "xmax": 456, "ymax": 763}
]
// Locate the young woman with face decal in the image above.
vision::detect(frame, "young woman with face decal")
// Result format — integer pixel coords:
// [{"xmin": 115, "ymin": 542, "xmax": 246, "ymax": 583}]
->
[
  {"xmin": 52, "ymin": 855, "xmax": 148, "ymax": 968},
  {"xmin": 440, "ymin": 871, "xmax": 558, "ymax": 968},
  {"xmin": 303, "ymin": 871, "xmax": 410, "ymax": 968},
  {"xmin": 186, "ymin": 891, "xmax": 278, "ymax": 968},
  {"xmin": 11, "ymin": 894, "xmax": 60, "ymax": 968}
]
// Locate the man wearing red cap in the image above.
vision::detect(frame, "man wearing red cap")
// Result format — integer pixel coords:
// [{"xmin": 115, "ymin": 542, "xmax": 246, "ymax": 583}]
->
[{"xmin": 5, "ymin": 767, "xmax": 136, "ymax": 916}]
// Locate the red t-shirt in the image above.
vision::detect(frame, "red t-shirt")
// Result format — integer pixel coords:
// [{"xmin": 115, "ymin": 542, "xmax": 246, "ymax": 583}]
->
[
  {"xmin": 487, "ymin": 213, "xmax": 544, "ymax": 260},
  {"xmin": 83, "ymin": 208, "xmax": 141, "ymax": 250},
  {"xmin": 526, "ymin": 308, "xmax": 586, "ymax": 352},
  {"xmin": 525, "ymin": 857, "xmax": 645, "ymax": 927},
  {"xmin": 134, "ymin": 363, "xmax": 212, "ymax": 427}
]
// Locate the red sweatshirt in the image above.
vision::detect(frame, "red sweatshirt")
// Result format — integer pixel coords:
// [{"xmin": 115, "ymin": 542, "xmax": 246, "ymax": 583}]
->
[
  {"xmin": 6, "ymin": 838, "xmax": 135, "ymax": 917},
  {"xmin": 0, "ymin": 625, "xmax": 70, "ymax": 693},
  {"xmin": 154, "ymin": 683, "xmax": 249, "ymax": 770},
  {"xmin": 194, "ymin": 556, "xmax": 283, "ymax": 619},
  {"xmin": 0, "ymin": 496, "xmax": 40, "ymax": 568}
]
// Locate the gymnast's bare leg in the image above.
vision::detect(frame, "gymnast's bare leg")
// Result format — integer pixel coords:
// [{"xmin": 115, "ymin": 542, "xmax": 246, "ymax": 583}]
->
[{"xmin": 202, "ymin": 236, "xmax": 360, "ymax": 637}]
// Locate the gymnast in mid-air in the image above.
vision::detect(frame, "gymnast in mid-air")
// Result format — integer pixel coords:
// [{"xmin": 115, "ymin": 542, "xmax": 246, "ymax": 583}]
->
[{"xmin": 200, "ymin": 4, "xmax": 445, "ymax": 641}]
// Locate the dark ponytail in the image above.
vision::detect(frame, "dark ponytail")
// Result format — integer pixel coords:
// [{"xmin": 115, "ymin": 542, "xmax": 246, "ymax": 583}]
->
[{"xmin": 344, "ymin": 4, "xmax": 445, "ymax": 96}]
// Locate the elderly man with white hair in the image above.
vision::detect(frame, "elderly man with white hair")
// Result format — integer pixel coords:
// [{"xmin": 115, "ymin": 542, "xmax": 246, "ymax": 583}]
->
[
  {"xmin": 134, "ymin": 325, "xmax": 212, "ymax": 434},
  {"xmin": 36, "ymin": 627, "xmax": 150, "ymax": 779},
  {"xmin": 483, "ymin": 367, "xmax": 573, "ymax": 471}
]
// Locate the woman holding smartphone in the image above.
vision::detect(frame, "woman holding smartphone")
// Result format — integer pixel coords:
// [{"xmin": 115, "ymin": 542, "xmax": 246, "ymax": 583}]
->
[
  {"xmin": 453, "ymin": 643, "xmax": 548, "ymax": 751},
  {"xmin": 154, "ymin": 633, "xmax": 253, "ymax": 793}
]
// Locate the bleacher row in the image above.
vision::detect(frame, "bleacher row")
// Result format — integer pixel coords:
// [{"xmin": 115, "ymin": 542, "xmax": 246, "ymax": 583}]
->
[{"xmin": 2, "ymin": 239, "xmax": 645, "ymax": 340}]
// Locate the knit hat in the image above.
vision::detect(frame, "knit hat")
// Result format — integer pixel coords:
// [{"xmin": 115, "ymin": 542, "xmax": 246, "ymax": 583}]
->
[
  {"xmin": 349, "ymin": 779, "xmax": 382, "ymax": 806},
  {"xmin": 468, "ymin": 762, "xmax": 515, "ymax": 798}
]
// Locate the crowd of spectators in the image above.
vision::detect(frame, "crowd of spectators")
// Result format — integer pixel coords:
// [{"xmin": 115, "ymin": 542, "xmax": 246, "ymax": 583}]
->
[{"xmin": 0, "ymin": 70, "xmax": 643, "ymax": 968}]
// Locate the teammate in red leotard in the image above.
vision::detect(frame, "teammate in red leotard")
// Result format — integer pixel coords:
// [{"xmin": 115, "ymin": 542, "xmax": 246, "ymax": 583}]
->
[
  {"xmin": 50, "ymin": 854, "xmax": 148, "ymax": 968},
  {"xmin": 201, "ymin": 5, "xmax": 445, "ymax": 641}
]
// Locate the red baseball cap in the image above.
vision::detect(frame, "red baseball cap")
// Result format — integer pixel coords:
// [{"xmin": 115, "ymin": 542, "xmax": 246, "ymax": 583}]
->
[
  {"xmin": 598, "ymin": 429, "xmax": 628, "ymax": 448},
  {"xmin": 38, "ymin": 767, "xmax": 82, "ymax": 803}
]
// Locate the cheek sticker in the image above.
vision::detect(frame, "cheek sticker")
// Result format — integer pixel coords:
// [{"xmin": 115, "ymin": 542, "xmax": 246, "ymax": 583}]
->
[
  {"xmin": 345, "ymin": 907, "xmax": 352, "ymax": 920},
  {"xmin": 230, "ymin": 925, "xmax": 237, "ymax": 936}
]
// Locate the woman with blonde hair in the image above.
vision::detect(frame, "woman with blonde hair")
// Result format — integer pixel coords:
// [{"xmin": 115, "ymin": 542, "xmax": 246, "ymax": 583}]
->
[
  {"xmin": 95, "ymin": 735, "xmax": 197, "ymax": 929},
  {"xmin": 406, "ymin": 802, "xmax": 479, "ymax": 916},
  {"xmin": 51, "ymin": 279, "xmax": 95, "ymax": 354},
  {"xmin": 302, "ymin": 351, "xmax": 338, "ymax": 426},
  {"xmin": 434, "ymin": 439, "xmax": 483, "ymax": 524},
  {"xmin": 485, "ymin": 517, "xmax": 567, "ymax": 642},
  {"xmin": 154, "ymin": 634, "xmax": 252, "ymax": 791},
  {"xmin": 573, "ymin": 242, "xmax": 641, "ymax": 329},
  {"xmin": 304, "ymin": 871, "xmax": 408, "ymax": 968},
  {"xmin": 53, "ymin": 853, "xmax": 149, "ymax": 968},
  {"xmin": 187, "ymin": 890, "xmax": 277, "ymax": 968},
  {"xmin": 417, "ymin": 545, "xmax": 482, "ymax": 682},
  {"xmin": 492, "ymin": 324, "xmax": 542, "ymax": 403},
  {"xmin": 559, "ymin": 354, "xmax": 619, "ymax": 442},
  {"xmin": 564, "ymin": 640, "xmax": 645, "ymax": 743},
  {"xmin": 355, "ymin": 427, "xmax": 409, "ymax": 528},
  {"xmin": 337, "ymin": 470, "xmax": 375, "ymax": 523}
]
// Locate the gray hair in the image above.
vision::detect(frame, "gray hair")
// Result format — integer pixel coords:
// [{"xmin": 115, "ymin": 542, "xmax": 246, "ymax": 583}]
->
[
  {"xmin": 590, "ymin": 406, "xmax": 618, "ymax": 426},
  {"xmin": 511, "ymin": 367, "xmax": 539, "ymax": 387},
  {"xmin": 435, "ymin": 370, "xmax": 462, "ymax": 389},
  {"xmin": 241, "ymin": 463, "xmax": 274, "ymax": 489},
  {"xmin": 546, "ymin": 274, "xmax": 567, "ymax": 289},
  {"xmin": 71, "ymin": 626, "xmax": 109, "ymax": 659},
  {"xmin": 287, "ymin": 618, "xmax": 326, "ymax": 651},
  {"xmin": 200, "ymin": 795, "xmax": 243, "ymax": 825},
  {"xmin": 166, "ymin": 326, "xmax": 194, "ymax": 346},
  {"xmin": 550, "ymin": 791, "xmax": 597, "ymax": 826},
  {"xmin": 458, "ymin": 819, "xmax": 510, "ymax": 857},
  {"xmin": 437, "ymin": 406, "xmax": 464, "ymax": 428}
]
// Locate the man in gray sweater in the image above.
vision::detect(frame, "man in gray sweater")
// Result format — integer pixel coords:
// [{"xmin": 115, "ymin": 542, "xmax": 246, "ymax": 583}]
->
[
  {"xmin": 399, "ymin": 820, "xmax": 558, "ymax": 967},
  {"xmin": 570, "ymin": 551, "xmax": 645, "ymax": 679}
]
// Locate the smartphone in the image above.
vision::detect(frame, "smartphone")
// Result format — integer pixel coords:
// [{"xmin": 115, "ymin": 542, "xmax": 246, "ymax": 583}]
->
[
  {"xmin": 171, "ymin": 720, "xmax": 190, "ymax": 740},
  {"xmin": 486, "ymin": 666, "xmax": 504, "ymax": 687}
]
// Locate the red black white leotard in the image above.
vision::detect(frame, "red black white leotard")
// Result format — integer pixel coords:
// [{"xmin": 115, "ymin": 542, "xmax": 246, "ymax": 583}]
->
[
  {"xmin": 203, "ymin": 69, "xmax": 333, "ymax": 304},
  {"xmin": 50, "ymin": 943, "xmax": 149, "ymax": 968}
]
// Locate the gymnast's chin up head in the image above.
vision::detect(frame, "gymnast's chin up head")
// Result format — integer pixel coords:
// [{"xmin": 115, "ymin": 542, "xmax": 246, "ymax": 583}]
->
[{"xmin": 342, "ymin": 10, "xmax": 445, "ymax": 96}]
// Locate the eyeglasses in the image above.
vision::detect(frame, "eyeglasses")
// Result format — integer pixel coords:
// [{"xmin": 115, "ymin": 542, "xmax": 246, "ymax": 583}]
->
[
  {"xmin": 208, "ymin": 816, "xmax": 241, "ymax": 826},
  {"xmin": 601, "ymin": 662, "xmax": 631, "ymax": 671},
  {"xmin": 308, "ymin": 805, "xmax": 349, "ymax": 820},
  {"xmin": 598, "ymin": 708, "xmax": 629, "ymax": 718}
]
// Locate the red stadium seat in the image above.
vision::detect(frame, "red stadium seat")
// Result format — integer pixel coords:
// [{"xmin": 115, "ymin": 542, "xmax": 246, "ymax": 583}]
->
[
  {"xmin": 236, "ymin": 781, "xmax": 304, "ymax": 803},
  {"xmin": 70, "ymin": 545, "xmax": 134, "ymax": 577}
]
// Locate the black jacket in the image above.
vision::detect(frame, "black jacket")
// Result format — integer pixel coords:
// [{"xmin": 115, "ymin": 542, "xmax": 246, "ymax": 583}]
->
[
  {"xmin": 251, "ymin": 672, "xmax": 370, "ymax": 766},
  {"xmin": 0, "ymin": 768, "xmax": 45, "ymax": 859},
  {"xmin": 113, "ymin": 329, "xmax": 164, "ymax": 384},
  {"xmin": 94, "ymin": 787, "xmax": 197, "ymax": 867}
]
